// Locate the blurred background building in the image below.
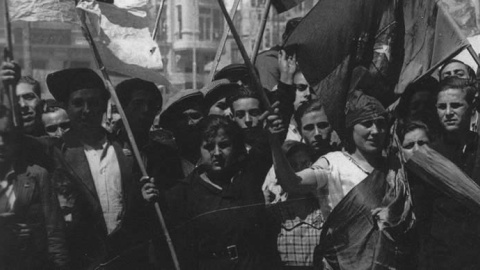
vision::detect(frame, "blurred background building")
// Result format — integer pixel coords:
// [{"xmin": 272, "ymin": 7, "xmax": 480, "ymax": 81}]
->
[{"xmin": 0, "ymin": 0, "xmax": 318, "ymax": 99}]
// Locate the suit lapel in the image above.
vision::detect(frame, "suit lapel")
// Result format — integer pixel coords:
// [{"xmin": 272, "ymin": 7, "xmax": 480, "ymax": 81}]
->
[{"xmin": 64, "ymin": 145, "xmax": 99, "ymax": 201}]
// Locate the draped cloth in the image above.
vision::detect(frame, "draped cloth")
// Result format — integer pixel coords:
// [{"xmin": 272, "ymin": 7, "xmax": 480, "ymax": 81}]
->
[{"xmin": 315, "ymin": 168, "xmax": 415, "ymax": 270}]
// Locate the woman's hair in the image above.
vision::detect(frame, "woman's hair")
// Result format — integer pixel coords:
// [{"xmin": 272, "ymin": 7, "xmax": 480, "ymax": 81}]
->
[
  {"xmin": 197, "ymin": 115, "xmax": 246, "ymax": 159},
  {"xmin": 397, "ymin": 120, "xmax": 430, "ymax": 144}
]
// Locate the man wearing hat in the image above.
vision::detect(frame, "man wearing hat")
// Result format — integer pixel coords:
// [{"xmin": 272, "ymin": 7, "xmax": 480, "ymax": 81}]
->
[
  {"xmin": 201, "ymin": 79, "xmax": 240, "ymax": 117},
  {"xmin": 159, "ymin": 89, "xmax": 204, "ymax": 178},
  {"xmin": 46, "ymin": 68, "xmax": 143, "ymax": 269}
]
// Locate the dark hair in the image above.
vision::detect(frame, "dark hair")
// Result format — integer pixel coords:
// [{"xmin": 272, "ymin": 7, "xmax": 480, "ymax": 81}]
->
[
  {"xmin": 397, "ymin": 120, "xmax": 430, "ymax": 144},
  {"xmin": 43, "ymin": 99, "xmax": 66, "ymax": 113},
  {"xmin": 197, "ymin": 115, "xmax": 246, "ymax": 162},
  {"xmin": 397, "ymin": 77, "xmax": 439, "ymax": 120},
  {"xmin": 115, "ymin": 78, "xmax": 162, "ymax": 109},
  {"xmin": 439, "ymin": 59, "xmax": 476, "ymax": 81},
  {"xmin": 18, "ymin": 76, "xmax": 41, "ymax": 97},
  {"xmin": 226, "ymin": 85, "xmax": 263, "ymax": 112},
  {"xmin": 294, "ymin": 99, "xmax": 324, "ymax": 128},
  {"xmin": 438, "ymin": 77, "xmax": 476, "ymax": 105}
]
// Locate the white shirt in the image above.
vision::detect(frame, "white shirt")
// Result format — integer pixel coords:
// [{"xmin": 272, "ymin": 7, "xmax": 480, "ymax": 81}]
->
[{"xmin": 84, "ymin": 140, "xmax": 123, "ymax": 234}]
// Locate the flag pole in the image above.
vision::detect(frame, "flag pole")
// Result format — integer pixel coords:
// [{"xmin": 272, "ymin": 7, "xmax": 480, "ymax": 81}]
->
[
  {"xmin": 152, "ymin": 0, "xmax": 166, "ymax": 40},
  {"xmin": 251, "ymin": 0, "xmax": 272, "ymax": 64},
  {"xmin": 78, "ymin": 11, "xmax": 181, "ymax": 270},
  {"xmin": 207, "ymin": 0, "xmax": 241, "ymax": 82},
  {"xmin": 217, "ymin": 0, "xmax": 271, "ymax": 108},
  {"xmin": 467, "ymin": 45, "xmax": 480, "ymax": 70},
  {"xmin": 2, "ymin": 0, "xmax": 21, "ymax": 128}
]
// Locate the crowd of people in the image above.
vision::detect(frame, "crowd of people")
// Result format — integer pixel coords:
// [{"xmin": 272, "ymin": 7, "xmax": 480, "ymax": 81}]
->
[{"xmin": 1, "ymin": 17, "xmax": 480, "ymax": 270}]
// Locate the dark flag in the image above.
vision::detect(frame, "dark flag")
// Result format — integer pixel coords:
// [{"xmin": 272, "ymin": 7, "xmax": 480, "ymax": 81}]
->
[
  {"xmin": 283, "ymin": 0, "xmax": 401, "ymax": 138},
  {"xmin": 395, "ymin": 0, "xmax": 469, "ymax": 94},
  {"xmin": 272, "ymin": 0, "xmax": 305, "ymax": 13},
  {"xmin": 316, "ymin": 169, "xmax": 414, "ymax": 270}
]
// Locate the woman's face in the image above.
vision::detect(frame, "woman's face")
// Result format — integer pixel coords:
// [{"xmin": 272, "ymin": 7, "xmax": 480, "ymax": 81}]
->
[
  {"xmin": 200, "ymin": 128, "xmax": 234, "ymax": 172},
  {"xmin": 402, "ymin": 128, "xmax": 429, "ymax": 160},
  {"xmin": 352, "ymin": 118, "xmax": 387, "ymax": 155}
]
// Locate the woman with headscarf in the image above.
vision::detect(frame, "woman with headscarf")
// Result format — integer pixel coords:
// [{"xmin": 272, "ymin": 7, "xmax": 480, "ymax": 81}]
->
[{"xmin": 268, "ymin": 91, "xmax": 415, "ymax": 270}]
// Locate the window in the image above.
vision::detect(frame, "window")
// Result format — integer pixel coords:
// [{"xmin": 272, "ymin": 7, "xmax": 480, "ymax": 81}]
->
[
  {"xmin": 177, "ymin": 5, "xmax": 183, "ymax": 39},
  {"xmin": 199, "ymin": 7, "xmax": 223, "ymax": 41}
]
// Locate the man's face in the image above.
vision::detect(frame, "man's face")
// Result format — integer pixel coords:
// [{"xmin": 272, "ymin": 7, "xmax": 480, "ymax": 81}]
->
[
  {"xmin": 409, "ymin": 90, "xmax": 435, "ymax": 118},
  {"xmin": 67, "ymin": 89, "xmax": 107, "ymax": 131},
  {"xmin": 300, "ymin": 109, "xmax": 332, "ymax": 154},
  {"xmin": 402, "ymin": 128, "xmax": 429, "ymax": 160},
  {"xmin": 16, "ymin": 82, "xmax": 41, "ymax": 133},
  {"xmin": 208, "ymin": 97, "xmax": 232, "ymax": 118},
  {"xmin": 436, "ymin": 88, "xmax": 471, "ymax": 133},
  {"xmin": 0, "ymin": 115, "xmax": 16, "ymax": 164},
  {"xmin": 293, "ymin": 73, "xmax": 311, "ymax": 111},
  {"xmin": 125, "ymin": 89, "xmax": 161, "ymax": 133},
  {"xmin": 42, "ymin": 109, "xmax": 70, "ymax": 138},
  {"xmin": 440, "ymin": 62, "xmax": 470, "ymax": 80},
  {"xmin": 232, "ymin": 97, "xmax": 262, "ymax": 129}
]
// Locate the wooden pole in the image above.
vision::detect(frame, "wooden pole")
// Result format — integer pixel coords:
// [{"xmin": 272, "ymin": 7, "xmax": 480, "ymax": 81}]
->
[
  {"xmin": 152, "ymin": 0, "xmax": 166, "ymax": 40},
  {"xmin": 217, "ymin": 0, "xmax": 270, "ymax": 108},
  {"xmin": 78, "ymin": 11, "xmax": 181, "ymax": 270},
  {"xmin": 2, "ymin": 0, "xmax": 21, "ymax": 128},
  {"xmin": 207, "ymin": 0, "xmax": 241, "ymax": 82},
  {"xmin": 251, "ymin": 0, "xmax": 272, "ymax": 64}
]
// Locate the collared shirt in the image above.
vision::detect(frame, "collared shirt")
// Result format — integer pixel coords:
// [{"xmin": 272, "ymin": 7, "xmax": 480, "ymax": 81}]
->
[
  {"xmin": 0, "ymin": 171, "xmax": 16, "ymax": 213},
  {"xmin": 83, "ymin": 140, "xmax": 123, "ymax": 234}
]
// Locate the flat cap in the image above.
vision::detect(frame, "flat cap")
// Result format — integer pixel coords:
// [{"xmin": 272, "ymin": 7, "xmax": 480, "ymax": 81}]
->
[
  {"xmin": 202, "ymin": 79, "xmax": 240, "ymax": 111},
  {"xmin": 46, "ymin": 68, "xmax": 109, "ymax": 103},
  {"xmin": 159, "ymin": 89, "xmax": 204, "ymax": 128},
  {"xmin": 213, "ymin": 64, "xmax": 250, "ymax": 85}
]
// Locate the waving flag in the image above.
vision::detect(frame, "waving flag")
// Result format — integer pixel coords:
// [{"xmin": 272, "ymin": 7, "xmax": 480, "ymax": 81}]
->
[
  {"xmin": 8, "ymin": 0, "xmax": 78, "ymax": 23},
  {"xmin": 395, "ymin": 0, "xmax": 469, "ymax": 94},
  {"xmin": 77, "ymin": 0, "xmax": 168, "ymax": 85}
]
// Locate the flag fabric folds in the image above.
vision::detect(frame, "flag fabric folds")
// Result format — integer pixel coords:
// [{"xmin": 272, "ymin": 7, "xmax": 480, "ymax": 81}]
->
[
  {"xmin": 77, "ymin": 0, "xmax": 168, "ymax": 85},
  {"xmin": 395, "ymin": 0, "xmax": 469, "ymax": 94},
  {"xmin": 272, "ymin": 0, "xmax": 305, "ymax": 13},
  {"xmin": 9, "ymin": 0, "xmax": 78, "ymax": 24}
]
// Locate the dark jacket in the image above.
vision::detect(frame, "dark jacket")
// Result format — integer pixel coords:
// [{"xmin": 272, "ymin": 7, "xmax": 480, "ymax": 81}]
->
[
  {"xmin": 52, "ymin": 130, "xmax": 141, "ymax": 270},
  {"xmin": 0, "ymin": 163, "xmax": 69, "ymax": 269}
]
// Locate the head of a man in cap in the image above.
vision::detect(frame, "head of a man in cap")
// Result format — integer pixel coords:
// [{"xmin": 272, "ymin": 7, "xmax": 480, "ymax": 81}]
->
[
  {"xmin": 439, "ymin": 59, "xmax": 476, "ymax": 82},
  {"xmin": 203, "ymin": 80, "xmax": 239, "ymax": 118},
  {"xmin": 42, "ymin": 99, "xmax": 70, "ymax": 139},
  {"xmin": 344, "ymin": 91, "xmax": 388, "ymax": 155},
  {"xmin": 47, "ymin": 68, "xmax": 109, "ymax": 141},
  {"xmin": 16, "ymin": 76, "xmax": 42, "ymax": 135},
  {"xmin": 436, "ymin": 77, "xmax": 476, "ymax": 134},
  {"xmin": 294, "ymin": 99, "xmax": 334, "ymax": 157},
  {"xmin": 115, "ymin": 78, "xmax": 162, "ymax": 146}
]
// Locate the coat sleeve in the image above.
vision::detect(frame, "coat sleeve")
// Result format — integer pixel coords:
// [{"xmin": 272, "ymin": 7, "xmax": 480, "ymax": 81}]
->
[{"xmin": 38, "ymin": 166, "xmax": 70, "ymax": 268}]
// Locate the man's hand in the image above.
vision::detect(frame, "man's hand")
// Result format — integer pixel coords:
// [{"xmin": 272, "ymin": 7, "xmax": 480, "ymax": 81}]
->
[
  {"xmin": 0, "ymin": 61, "xmax": 21, "ymax": 86},
  {"xmin": 278, "ymin": 50, "xmax": 296, "ymax": 85},
  {"xmin": 261, "ymin": 101, "xmax": 286, "ymax": 135},
  {"xmin": 140, "ymin": 176, "xmax": 159, "ymax": 203}
]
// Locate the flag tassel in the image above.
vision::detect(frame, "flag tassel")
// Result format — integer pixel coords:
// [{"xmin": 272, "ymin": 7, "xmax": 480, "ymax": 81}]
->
[{"xmin": 78, "ymin": 10, "xmax": 181, "ymax": 270}]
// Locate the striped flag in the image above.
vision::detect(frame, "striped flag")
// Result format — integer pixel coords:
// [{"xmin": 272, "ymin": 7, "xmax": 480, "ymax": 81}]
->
[{"xmin": 77, "ymin": 0, "xmax": 168, "ymax": 85}]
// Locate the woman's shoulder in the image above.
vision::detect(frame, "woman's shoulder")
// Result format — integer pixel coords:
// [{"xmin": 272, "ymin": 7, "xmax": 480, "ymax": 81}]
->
[{"xmin": 313, "ymin": 151, "xmax": 347, "ymax": 167}]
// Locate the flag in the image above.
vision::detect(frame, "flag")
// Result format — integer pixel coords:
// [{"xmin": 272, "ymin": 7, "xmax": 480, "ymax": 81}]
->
[
  {"xmin": 272, "ymin": 0, "xmax": 305, "ymax": 13},
  {"xmin": 283, "ymin": 0, "xmax": 401, "ymax": 138},
  {"xmin": 77, "ymin": 0, "xmax": 168, "ymax": 85},
  {"xmin": 395, "ymin": 0, "xmax": 470, "ymax": 94},
  {"xmin": 440, "ymin": 0, "xmax": 480, "ymax": 38},
  {"xmin": 8, "ymin": 0, "xmax": 78, "ymax": 24}
]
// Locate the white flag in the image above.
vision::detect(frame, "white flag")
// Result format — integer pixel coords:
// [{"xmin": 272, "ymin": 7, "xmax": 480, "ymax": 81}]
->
[
  {"xmin": 77, "ymin": 0, "xmax": 167, "ymax": 85},
  {"xmin": 9, "ymin": 0, "xmax": 78, "ymax": 24}
]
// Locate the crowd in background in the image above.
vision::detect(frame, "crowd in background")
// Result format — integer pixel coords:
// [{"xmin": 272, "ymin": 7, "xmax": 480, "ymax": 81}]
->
[{"xmin": 1, "ymin": 16, "xmax": 480, "ymax": 270}]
